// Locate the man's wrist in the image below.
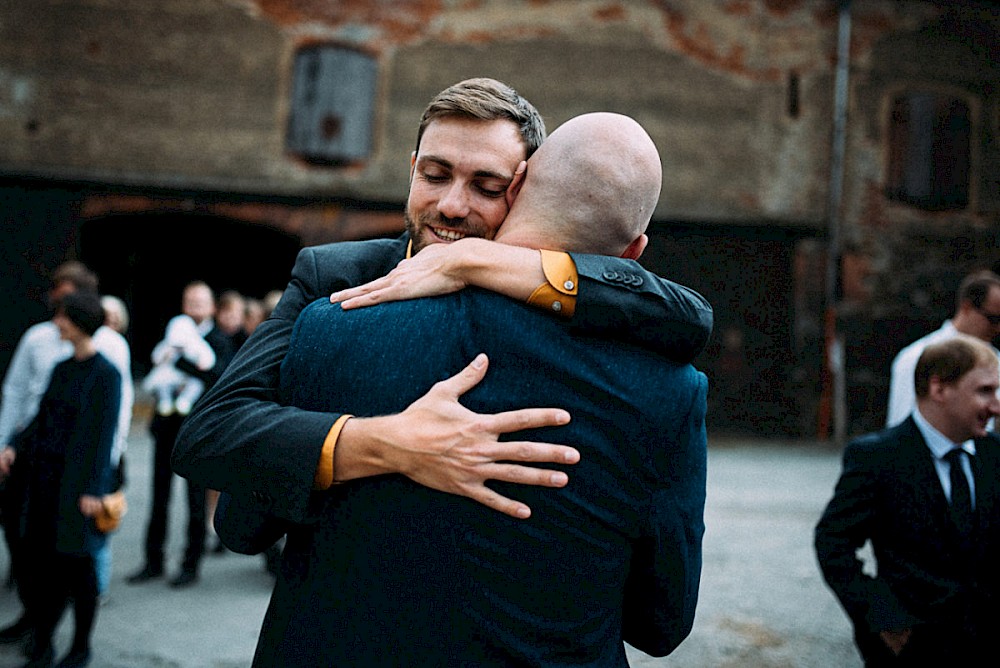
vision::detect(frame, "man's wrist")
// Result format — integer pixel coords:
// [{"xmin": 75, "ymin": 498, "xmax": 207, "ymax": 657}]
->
[
  {"xmin": 333, "ymin": 414, "xmax": 399, "ymax": 482},
  {"xmin": 448, "ymin": 238, "xmax": 493, "ymax": 285}
]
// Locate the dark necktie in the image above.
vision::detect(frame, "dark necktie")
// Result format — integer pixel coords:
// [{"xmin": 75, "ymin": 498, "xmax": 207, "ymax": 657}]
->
[{"xmin": 945, "ymin": 448, "xmax": 975, "ymax": 538}]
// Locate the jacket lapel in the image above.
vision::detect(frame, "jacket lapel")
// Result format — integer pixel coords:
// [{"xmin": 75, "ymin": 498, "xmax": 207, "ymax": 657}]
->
[{"xmin": 897, "ymin": 419, "xmax": 953, "ymax": 530}]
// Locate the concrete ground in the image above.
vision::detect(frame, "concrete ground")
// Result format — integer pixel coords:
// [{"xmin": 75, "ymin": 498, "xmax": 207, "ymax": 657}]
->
[{"xmin": 0, "ymin": 415, "xmax": 863, "ymax": 668}]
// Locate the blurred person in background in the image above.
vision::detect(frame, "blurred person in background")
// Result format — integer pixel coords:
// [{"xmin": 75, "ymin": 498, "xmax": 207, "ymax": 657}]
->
[
  {"xmin": 0, "ymin": 262, "xmax": 131, "ymax": 654},
  {"xmin": 128, "ymin": 281, "xmax": 231, "ymax": 589},
  {"xmin": 887, "ymin": 270, "xmax": 1000, "ymax": 428},
  {"xmin": 243, "ymin": 298, "xmax": 266, "ymax": 336},
  {"xmin": 99, "ymin": 296, "xmax": 129, "ymax": 337},
  {"xmin": 818, "ymin": 336, "xmax": 1000, "ymax": 666},
  {"xmin": 261, "ymin": 290, "xmax": 283, "ymax": 319},
  {"xmin": 95, "ymin": 295, "xmax": 134, "ymax": 604},
  {"xmin": 141, "ymin": 311, "xmax": 215, "ymax": 418},
  {"xmin": 0, "ymin": 291, "xmax": 122, "ymax": 668}
]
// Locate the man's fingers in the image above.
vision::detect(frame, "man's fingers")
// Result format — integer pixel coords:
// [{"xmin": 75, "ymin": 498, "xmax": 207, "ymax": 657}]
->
[
  {"xmin": 429, "ymin": 357, "xmax": 573, "ymax": 428},
  {"xmin": 468, "ymin": 487, "xmax": 533, "ymax": 520},
  {"xmin": 485, "ymin": 407, "xmax": 573, "ymax": 437},
  {"xmin": 330, "ymin": 279, "xmax": 385, "ymax": 304},
  {"xmin": 340, "ymin": 289, "xmax": 392, "ymax": 310},
  {"xmin": 487, "ymin": 461, "xmax": 571, "ymax": 487},
  {"xmin": 463, "ymin": 459, "xmax": 578, "ymax": 520},
  {"xmin": 432, "ymin": 353, "xmax": 490, "ymax": 398},
  {"xmin": 481, "ymin": 440, "xmax": 579, "ymax": 466},
  {"xmin": 330, "ymin": 286, "xmax": 364, "ymax": 303}
]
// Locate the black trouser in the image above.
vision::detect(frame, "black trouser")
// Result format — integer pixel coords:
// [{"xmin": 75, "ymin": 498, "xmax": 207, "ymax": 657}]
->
[
  {"xmin": 31, "ymin": 551, "xmax": 99, "ymax": 657},
  {"xmin": 143, "ymin": 413, "xmax": 205, "ymax": 573},
  {"xmin": 857, "ymin": 623, "xmax": 985, "ymax": 667},
  {"xmin": 0, "ymin": 463, "xmax": 30, "ymax": 617}
]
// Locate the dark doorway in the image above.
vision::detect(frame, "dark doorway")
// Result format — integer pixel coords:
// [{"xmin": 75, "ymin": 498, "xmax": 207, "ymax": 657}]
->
[
  {"xmin": 643, "ymin": 223, "xmax": 816, "ymax": 438},
  {"xmin": 79, "ymin": 213, "xmax": 301, "ymax": 377}
]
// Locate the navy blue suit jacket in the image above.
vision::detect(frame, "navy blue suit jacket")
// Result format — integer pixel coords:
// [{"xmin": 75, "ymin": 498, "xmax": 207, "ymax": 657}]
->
[
  {"xmin": 815, "ymin": 417, "xmax": 1000, "ymax": 640},
  {"xmin": 248, "ymin": 290, "xmax": 708, "ymax": 666}
]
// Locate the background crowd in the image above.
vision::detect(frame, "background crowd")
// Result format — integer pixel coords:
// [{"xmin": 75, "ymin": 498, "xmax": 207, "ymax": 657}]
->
[
  {"xmin": 0, "ymin": 260, "xmax": 282, "ymax": 667},
  {"xmin": 2, "ymin": 255, "xmax": 1000, "ymax": 668}
]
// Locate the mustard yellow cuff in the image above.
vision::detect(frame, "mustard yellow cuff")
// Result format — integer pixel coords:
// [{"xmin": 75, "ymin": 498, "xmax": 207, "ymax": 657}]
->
[
  {"xmin": 313, "ymin": 414, "xmax": 353, "ymax": 490},
  {"xmin": 526, "ymin": 250, "xmax": 578, "ymax": 318}
]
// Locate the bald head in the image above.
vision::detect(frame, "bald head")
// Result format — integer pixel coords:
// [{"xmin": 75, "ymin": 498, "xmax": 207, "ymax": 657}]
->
[{"xmin": 496, "ymin": 112, "xmax": 662, "ymax": 257}]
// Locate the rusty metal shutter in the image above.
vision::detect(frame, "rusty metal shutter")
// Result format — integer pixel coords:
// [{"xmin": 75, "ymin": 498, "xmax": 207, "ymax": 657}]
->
[{"xmin": 286, "ymin": 47, "xmax": 377, "ymax": 165}]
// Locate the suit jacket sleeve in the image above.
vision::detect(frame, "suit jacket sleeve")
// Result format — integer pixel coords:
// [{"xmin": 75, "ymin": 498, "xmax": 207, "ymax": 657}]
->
[
  {"xmin": 814, "ymin": 434, "xmax": 917, "ymax": 633},
  {"xmin": 171, "ymin": 238, "xmax": 405, "ymax": 523},
  {"xmin": 213, "ymin": 491, "xmax": 288, "ymax": 554},
  {"xmin": 570, "ymin": 254, "xmax": 713, "ymax": 364},
  {"xmin": 622, "ymin": 371, "xmax": 708, "ymax": 656}
]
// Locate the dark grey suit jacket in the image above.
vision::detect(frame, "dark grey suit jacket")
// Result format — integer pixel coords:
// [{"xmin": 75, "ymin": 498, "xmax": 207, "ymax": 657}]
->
[
  {"xmin": 172, "ymin": 234, "xmax": 713, "ymax": 523},
  {"xmin": 247, "ymin": 290, "xmax": 707, "ymax": 666},
  {"xmin": 815, "ymin": 417, "xmax": 1000, "ymax": 642}
]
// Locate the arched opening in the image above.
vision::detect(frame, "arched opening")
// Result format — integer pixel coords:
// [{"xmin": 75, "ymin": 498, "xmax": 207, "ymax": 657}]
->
[{"xmin": 79, "ymin": 213, "xmax": 301, "ymax": 377}]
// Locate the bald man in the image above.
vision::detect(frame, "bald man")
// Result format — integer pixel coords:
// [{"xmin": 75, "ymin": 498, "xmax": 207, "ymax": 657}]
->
[{"xmin": 240, "ymin": 113, "xmax": 708, "ymax": 666}]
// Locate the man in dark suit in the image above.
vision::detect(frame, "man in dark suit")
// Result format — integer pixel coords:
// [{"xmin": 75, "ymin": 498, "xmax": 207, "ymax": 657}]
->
[
  {"xmin": 237, "ymin": 112, "xmax": 709, "ymax": 666},
  {"xmin": 129, "ymin": 281, "xmax": 237, "ymax": 588},
  {"xmin": 172, "ymin": 78, "xmax": 712, "ymax": 527},
  {"xmin": 815, "ymin": 335, "xmax": 1000, "ymax": 666}
]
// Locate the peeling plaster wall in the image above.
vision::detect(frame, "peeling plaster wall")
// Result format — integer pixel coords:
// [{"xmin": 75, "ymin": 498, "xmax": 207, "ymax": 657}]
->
[
  {"xmin": 2, "ymin": 0, "xmax": 998, "ymax": 435},
  {"xmin": 847, "ymin": 8, "xmax": 1000, "ymax": 314},
  {"xmin": 0, "ymin": 0, "xmax": 912, "ymax": 226}
]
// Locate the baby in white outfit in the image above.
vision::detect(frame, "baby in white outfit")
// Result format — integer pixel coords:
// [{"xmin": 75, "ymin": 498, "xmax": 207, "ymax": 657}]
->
[{"xmin": 142, "ymin": 314, "xmax": 215, "ymax": 416}]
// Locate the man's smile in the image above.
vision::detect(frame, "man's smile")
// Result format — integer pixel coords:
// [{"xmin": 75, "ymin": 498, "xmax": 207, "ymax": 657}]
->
[{"xmin": 430, "ymin": 226, "xmax": 468, "ymax": 242}]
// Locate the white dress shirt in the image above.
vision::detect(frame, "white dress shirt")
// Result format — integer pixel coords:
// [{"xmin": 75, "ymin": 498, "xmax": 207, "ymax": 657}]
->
[{"xmin": 913, "ymin": 407, "xmax": 976, "ymax": 507}]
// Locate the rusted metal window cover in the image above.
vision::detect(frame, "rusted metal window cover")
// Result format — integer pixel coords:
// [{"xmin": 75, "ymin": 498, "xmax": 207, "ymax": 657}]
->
[{"xmin": 286, "ymin": 47, "xmax": 376, "ymax": 166}]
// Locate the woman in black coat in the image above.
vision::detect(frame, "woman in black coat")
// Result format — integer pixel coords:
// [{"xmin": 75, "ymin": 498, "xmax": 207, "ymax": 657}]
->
[{"xmin": 1, "ymin": 291, "xmax": 121, "ymax": 668}]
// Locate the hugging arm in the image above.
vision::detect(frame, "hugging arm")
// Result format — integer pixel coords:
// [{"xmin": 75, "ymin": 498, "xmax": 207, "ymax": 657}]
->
[
  {"xmin": 171, "ymin": 245, "xmax": 360, "ymax": 523},
  {"xmin": 331, "ymin": 239, "xmax": 713, "ymax": 362},
  {"xmin": 172, "ymin": 238, "xmax": 580, "ymax": 524},
  {"xmin": 570, "ymin": 253, "xmax": 712, "ymax": 363}
]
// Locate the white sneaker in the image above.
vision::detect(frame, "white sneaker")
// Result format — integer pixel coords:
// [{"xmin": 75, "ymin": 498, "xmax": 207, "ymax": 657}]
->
[
  {"xmin": 157, "ymin": 399, "xmax": 175, "ymax": 416},
  {"xmin": 175, "ymin": 397, "xmax": 192, "ymax": 416}
]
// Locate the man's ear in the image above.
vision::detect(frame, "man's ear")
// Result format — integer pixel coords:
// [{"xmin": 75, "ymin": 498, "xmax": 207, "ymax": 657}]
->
[
  {"xmin": 927, "ymin": 375, "xmax": 949, "ymax": 403},
  {"xmin": 409, "ymin": 151, "xmax": 417, "ymax": 180},
  {"xmin": 505, "ymin": 160, "xmax": 527, "ymax": 209},
  {"xmin": 621, "ymin": 234, "xmax": 648, "ymax": 260}
]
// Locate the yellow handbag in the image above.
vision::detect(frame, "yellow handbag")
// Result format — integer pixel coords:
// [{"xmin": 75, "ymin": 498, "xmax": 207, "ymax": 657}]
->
[{"xmin": 94, "ymin": 490, "xmax": 128, "ymax": 534}]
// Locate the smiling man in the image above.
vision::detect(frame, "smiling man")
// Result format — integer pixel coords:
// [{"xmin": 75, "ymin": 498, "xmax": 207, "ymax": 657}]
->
[
  {"xmin": 172, "ymin": 78, "xmax": 712, "ymax": 530},
  {"xmin": 886, "ymin": 270, "xmax": 1000, "ymax": 429},
  {"xmin": 816, "ymin": 335, "xmax": 1000, "ymax": 666},
  {"xmin": 406, "ymin": 115, "xmax": 524, "ymax": 252}
]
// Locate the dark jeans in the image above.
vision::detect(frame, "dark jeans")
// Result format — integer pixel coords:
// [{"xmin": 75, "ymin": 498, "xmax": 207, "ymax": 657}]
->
[{"xmin": 143, "ymin": 413, "xmax": 205, "ymax": 573}]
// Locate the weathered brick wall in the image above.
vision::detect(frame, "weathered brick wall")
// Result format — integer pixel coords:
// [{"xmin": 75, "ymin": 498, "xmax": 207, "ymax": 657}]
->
[{"xmin": 1, "ymin": 0, "xmax": 997, "ymax": 436}]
